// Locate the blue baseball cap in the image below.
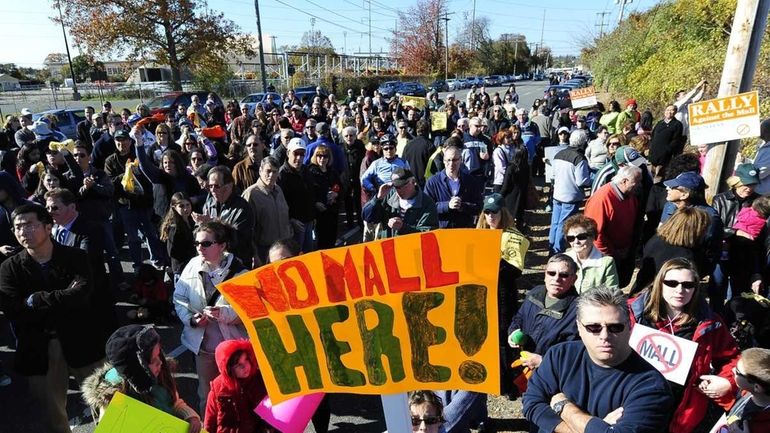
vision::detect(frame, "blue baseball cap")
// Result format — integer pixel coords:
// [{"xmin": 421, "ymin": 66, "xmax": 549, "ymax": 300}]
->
[{"xmin": 664, "ymin": 171, "xmax": 705, "ymax": 191}]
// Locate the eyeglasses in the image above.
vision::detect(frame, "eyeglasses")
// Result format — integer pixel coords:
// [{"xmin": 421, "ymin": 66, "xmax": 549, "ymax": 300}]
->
[
  {"xmin": 382, "ymin": 146, "xmax": 395, "ymax": 151},
  {"xmin": 45, "ymin": 205, "xmax": 60, "ymax": 212},
  {"xmin": 14, "ymin": 222, "xmax": 41, "ymax": 232},
  {"xmin": 566, "ymin": 233, "xmax": 590, "ymax": 242},
  {"xmin": 580, "ymin": 322, "xmax": 626, "ymax": 335},
  {"xmin": 316, "ymin": 154, "xmax": 329, "ymax": 158},
  {"xmin": 608, "ymin": 141, "xmax": 621, "ymax": 146},
  {"xmin": 546, "ymin": 270, "xmax": 572, "ymax": 279},
  {"xmin": 411, "ymin": 416, "xmax": 441, "ymax": 427},
  {"xmin": 483, "ymin": 209, "xmax": 499, "ymax": 215},
  {"xmin": 193, "ymin": 240, "xmax": 219, "ymax": 248},
  {"xmin": 662, "ymin": 280, "xmax": 697, "ymax": 290},
  {"xmin": 245, "ymin": 142, "xmax": 261, "ymax": 147}
]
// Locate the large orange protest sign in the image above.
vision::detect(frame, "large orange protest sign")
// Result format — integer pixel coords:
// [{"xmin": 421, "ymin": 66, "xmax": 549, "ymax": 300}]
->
[
  {"xmin": 569, "ymin": 86, "xmax": 597, "ymax": 109},
  {"xmin": 218, "ymin": 229, "xmax": 501, "ymax": 403}
]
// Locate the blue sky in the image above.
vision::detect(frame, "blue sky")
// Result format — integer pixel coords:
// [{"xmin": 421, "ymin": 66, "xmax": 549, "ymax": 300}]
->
[{"xmin": 1, "ymin": 0, "xmax": 657, "ymax": 67}]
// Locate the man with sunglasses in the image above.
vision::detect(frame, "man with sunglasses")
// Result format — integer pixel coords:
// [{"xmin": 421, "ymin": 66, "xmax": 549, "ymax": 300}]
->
[
  {"xmin": 362, "ymin": 166, "xmax": 438, "ymax": 240},
  {"xmin": 523, "ymin": 286, "xmax": 673, "ymax": 433}
]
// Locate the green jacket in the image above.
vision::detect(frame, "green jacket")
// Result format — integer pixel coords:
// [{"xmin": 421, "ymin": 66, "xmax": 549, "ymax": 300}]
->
[
  {"xmin": 362, "ymin": 188, "xmax": 439, "ymax": 239},
  {"xmin": 565, "ymin": 246, "xmax": 619, "ymax": 293}
]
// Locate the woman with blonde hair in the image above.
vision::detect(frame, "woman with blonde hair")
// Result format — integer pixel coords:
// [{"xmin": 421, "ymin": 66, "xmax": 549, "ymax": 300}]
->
[
  {"xmin": 628, "ymin": 258, "xmax": 739, "ymax": 433},
  {"xmin": 633, "ymin": 206, "xmax": 711, "ymax": 293},
  {"xmin": 476, "ymin": 193, "xmax": 529, "ymax": 397}
]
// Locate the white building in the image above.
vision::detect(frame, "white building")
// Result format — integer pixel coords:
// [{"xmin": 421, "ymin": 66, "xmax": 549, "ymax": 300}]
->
[{"xmin": 0, "ymin": 74, "xmax": 21, "ymax": 91}]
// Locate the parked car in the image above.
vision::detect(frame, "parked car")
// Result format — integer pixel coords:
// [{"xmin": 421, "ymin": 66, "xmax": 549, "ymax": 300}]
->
[
  {"xmin": 483, "ymin": 76, "xmax": 501, "ymax": 86},
  {"xmin": 377, "ymin": 81, "xmax": 403, "ymax": 99},
  {"xmin": 292, "ymin": 85, "xmax": 329, "ymax": 104},
  {"xmin": 32, "ymin": 109, "xmax": 86, "ymax": 140},
  {"xmin": 240, "ymin": 92, "xmax": 283, "ymax": 115},
  {"xmin": 396, "ymin": 82, "xmax": 427, "ymax": 97},
  {"xmin": 428, "ymin": 80, "xmax": 448, "ymax": 93},
  {"xmin": 446, "ymin": 79, "xmax": 462, "ymax": 91},
  {"xmin": 146, "ymin": 91, "xmax": 223, "ymax": 116},
  {"xmin": 533, "ymin": 72, "xmax": 546, "ymax": 81},
  {"xmin": 468, "ymin": 76, "xmax": 484, "ymax": 87},
  {"xmin": 543, "ymin": 85, "xmax": 573, "ymax": 109}
]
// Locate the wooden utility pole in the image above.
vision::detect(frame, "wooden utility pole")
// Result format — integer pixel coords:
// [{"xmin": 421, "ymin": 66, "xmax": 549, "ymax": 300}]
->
[
  {"xmin": 702, "ymin": 0, "xmax": 770, "ymax": 202},
  {"xmin": 254, "ymin": 0, "xmax": 269, "ymax": 92}
]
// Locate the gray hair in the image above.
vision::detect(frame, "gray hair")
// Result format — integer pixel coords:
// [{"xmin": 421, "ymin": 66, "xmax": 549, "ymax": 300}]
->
[
  {"xmin": 569, "ymin": 129, "xmax": 589, "ymax": 147},
  {"xmin": 547, "ymin": 253, "xmax": 578, "ymax": 275},
  {"xmin": 613, "ymin": 165, "xmax": 642, "ymax": 185},
  {"xmin": 259, "ymin": 156, "xmax": 280, "ymax": 171},
  {"xmin": 576, "ymin": 286, "xmax": 629, "ymax": 324},
  {"xmin": 342, "ymin": 126, "xmax": 358, "ymax": 137}
]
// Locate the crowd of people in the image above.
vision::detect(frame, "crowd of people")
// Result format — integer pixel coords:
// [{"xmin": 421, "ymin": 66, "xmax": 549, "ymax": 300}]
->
[{"xmin": 0, "ymin": 77, "xmax": 769, "ymax": 433}]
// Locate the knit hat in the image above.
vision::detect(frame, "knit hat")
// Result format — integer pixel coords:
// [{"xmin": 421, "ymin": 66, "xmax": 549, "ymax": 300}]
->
[
  {"xmin": 626, "ymin": 98, "xmax": 637, "ymax": 107},
  {"xmin": 105, "ymin": 325, "xmax": 161, "ymax": 394}
]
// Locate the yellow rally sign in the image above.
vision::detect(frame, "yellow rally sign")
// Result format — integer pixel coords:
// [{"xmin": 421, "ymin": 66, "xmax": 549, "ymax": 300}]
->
[
  {"xmin": 219, "ymin": 229, "xmax": 502, "ymax": 404},
  {"xmin": 95, "ymin": 392, "xmax": 206, "ymax": 433},
  {"xmin": 431, "ymin": 112, "xmax": 447, "ymax": 131},
  {"xmin": 401, "ymin": 95, "xmax": 426, "ymax": 109},
  {"xmin": 688, "ymin": 91, "xmax": 760, "ymax": 146},
  {"xmin": 568, "ymin": 86, "xmax": 597, "ymax": 109}
]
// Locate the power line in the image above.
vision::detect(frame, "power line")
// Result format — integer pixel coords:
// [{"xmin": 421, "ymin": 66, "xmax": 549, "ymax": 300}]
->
[
  {"xmin": 303, "ymin": 0, "xmax": 391, "ymax": 32},
  {"xmin": 273, "ymin": 0, "xmax": 367, "ymax": 34}
]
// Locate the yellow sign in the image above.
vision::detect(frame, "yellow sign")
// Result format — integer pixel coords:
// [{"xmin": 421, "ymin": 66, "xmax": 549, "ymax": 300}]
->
[
  {"xmin": 95, "ymin": 392, "xmax": 206, "ymax": 433},
  {"xmin": 688, "ymin": 91, "xmax": 760, "ymax": 146},
  {"xmin": 431, "ymin": 112, "xmax": 448, "ymax": 131},
  {"xmin": 401, "ymin": 95, "xmax": 427, "ymax": 109},
  {"xmin": 568, "ymin": 86, "xmax": 597, "ymax": 109},
  {"xmin": 219, "ymin": 229, "xmax": 502, "ymax": 403}
]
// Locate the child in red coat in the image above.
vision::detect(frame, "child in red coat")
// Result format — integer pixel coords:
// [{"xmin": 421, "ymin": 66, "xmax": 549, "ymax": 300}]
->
[{"xmin": 204, "ymin": 339, "xmax": 270, "ymax": 433}]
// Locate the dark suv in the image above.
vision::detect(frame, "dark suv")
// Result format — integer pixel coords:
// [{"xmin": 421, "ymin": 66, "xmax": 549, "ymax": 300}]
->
[{"xmin": 146, "ymin": 91, "xmax": 223, "ymax": 115}]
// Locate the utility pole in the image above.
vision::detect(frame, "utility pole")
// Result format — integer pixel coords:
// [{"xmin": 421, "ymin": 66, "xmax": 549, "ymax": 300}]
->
[
  {"xmin": 596, "ymin": 11, "xmax": 610, "ymax": 37},
  {"xmin": 703, "ymin": 0, "xmax": 770, "ymax": 201},
  {"xmin": 471, "ymin": 0, "xmax": 476, "ymax": 50},
  {"xmin": 513, "ymin": 37, "xmax": 519, "ymax": 76},
  {"xmin": 539, "ymin": 9, "xmax": 546, "ymax": 57},
  {"xmin": 343, "ymin": 31, "xmax": 347, "ymax": 55},
  {"xmin": 254, "ymin": 0, "xmax": 268, "ymax": 92},
  {"xmin": 442, "ymin": 12, "xmax": 450, "ymax": 81},
  {"xmin": 617, "ymin": 0, "xmax": 632, "ymax": 25},
  {"xmin": 368, "ymin": 0, "xmax": 372, "ymax": 55},
  {"xmin": 56, "ymin": 1, "xmax": 80, "ymax": 100}
]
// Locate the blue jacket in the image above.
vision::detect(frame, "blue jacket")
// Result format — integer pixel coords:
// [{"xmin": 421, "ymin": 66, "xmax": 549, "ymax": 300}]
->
[
  {"xmin": 423, "ymin": 171, "xmax": 484, "ymax": 228},
  {"xmin": 461, "ymin": 132, "xmax": 491, "ymax": 176},
  {"xmin": 304, "ymin": 136, "xmax": 347, "ymax": 176},
  {"xmin": 507, "ymin": 285, "xmax": 580, "ymax": 356},
  {"xmin": 436, "ymin": 390, "xmax": 487, "ymax": 433},
  {"xmin": 360, "ymin": 157, "xmax": 410, "ymax": 192}
]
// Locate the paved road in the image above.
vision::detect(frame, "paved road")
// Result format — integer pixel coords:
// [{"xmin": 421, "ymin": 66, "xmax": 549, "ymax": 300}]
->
[{"xmin": 0, "ymin": 80, "xmax": 544, "ymax": 433}]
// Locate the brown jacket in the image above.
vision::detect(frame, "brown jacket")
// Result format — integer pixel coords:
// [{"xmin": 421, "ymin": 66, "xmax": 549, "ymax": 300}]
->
[{"xmin": 232, "ymin": 157, "xmax": 260, "ymax": 192}]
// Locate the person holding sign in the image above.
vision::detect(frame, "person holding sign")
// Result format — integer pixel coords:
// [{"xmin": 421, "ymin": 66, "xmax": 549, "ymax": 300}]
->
[
  {"xmin": 173, "ymin": 221, "xmax": 249, "ymax": 414},
  {"xmin": 628, "ymin": 258, "xmax": 740, "ymax": 433},
  {"xmin": 82, "ymin": 325, "xmax": 201, "ymax": 432}
]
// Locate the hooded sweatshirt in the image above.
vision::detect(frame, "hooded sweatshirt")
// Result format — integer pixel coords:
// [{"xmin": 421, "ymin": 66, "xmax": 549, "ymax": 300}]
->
[{"xmin": 204, "ymin": 339, "xmax": 268, "ymax": 433}]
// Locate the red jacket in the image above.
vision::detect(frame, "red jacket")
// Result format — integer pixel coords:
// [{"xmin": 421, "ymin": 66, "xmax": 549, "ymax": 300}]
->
[
  {"xmin": 629, "ymin": 293, "xmax": 740, "ymax": 433},
  {"xmin": 204, "ymin": 340, "xmax": 268, "ymax": 433},
  {"xmin": 584, "ymin": 182, "xmax": 638, "ymax": 257}
]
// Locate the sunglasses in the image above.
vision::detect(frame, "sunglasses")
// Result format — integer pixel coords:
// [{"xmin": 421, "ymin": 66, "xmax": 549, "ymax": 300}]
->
[
  {"xmin": 483, "ymin": 209, "xmax": 499, "ymax": 215},
  {"xmin": 546, "ymin": 270, "xmax": 572, "ymax": 279},
  {"xmin": 608, "ymin": 141, "xmax": 621, "ymax": 146},
  {"xmin": 411, "ymin": 416, "xmax": 441, "ymax": 426},
  {"xmin": 316, "ymin": 154, "xmax": 329, "ymax": 158},
  {"xmin": 662, "ymin": 280, "xmax": 697, "ymax": 290},
  {"xmin": 580, "ymin": 322, "xmax": 626, "ymax": 334},
  {"xmin": 193, "ymin": 240, "xmax": 219, "ymax": 248},
  {"xmin": 566, "ymin": 233, "xmax": 590, "ymax": 242},
  {"xmin": 382, "ymin": 146, "xmax": 395, "ymax": 151}
]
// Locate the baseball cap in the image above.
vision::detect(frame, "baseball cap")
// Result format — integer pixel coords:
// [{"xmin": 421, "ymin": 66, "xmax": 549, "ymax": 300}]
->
[
  {"xmin": 287, "ymin": 138, "xmax": 306, "ymax": 154},
  {"xmin": 391, "ymin": 167, "xmax": 414, "ymax": 187},
  {"xmin": 731, "ymin": 163, "xmax": 760, "ymax": 186},
  {"xmin": 614, "ymin": 146, "xmax": 646, "ymax": 167},
  {"xmin": 316, "ymin": 122, "xmax": 330, "ymax": 135},
  {"xmin": 114, "ymin": 129, "xmax": 131, "ymax": 140},
  {"xmin": 557, "ymin": 126, "xmax": 570, "ymax": 135},
  {"xmin": 482, "ymin": 193, "xmax": 504, "ymax": 213},
  {"xmin": 291, "ymin": 104, "xmax": 302, "ymax": 111},
  {"xmin": 664, "ymin": 171, "xmax": 705, "ymax": 191},
  {"xmin": 20, "ymin": 108, "xmax": 32, "ymax": 117}
]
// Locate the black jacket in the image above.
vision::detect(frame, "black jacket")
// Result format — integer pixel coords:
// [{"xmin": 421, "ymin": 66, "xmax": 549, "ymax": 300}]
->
[
  {"xmin": 277, "ymin": 163, "xmax": 316, "ymax": 223},
  {"xmin": 104, "ymin": 150, "xmax": 154, "ymax": 209},
  {"xmin": 402, "ymin": 135, "xmax": 435, "ymax": 187},
  {"xmin": 202, "ymin": 193, "xmax": 255, "ymax": 268},
  {"xmin": 0, "ymin": 243, "xmax": 105, "ymax": 375},
  {"xmin": 648, "ymin": 118, "xmax": 685, "ymax": 166},
  {"xmin": 712, "ymin": 189, "xmax": 757, "ymax": 236}
]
